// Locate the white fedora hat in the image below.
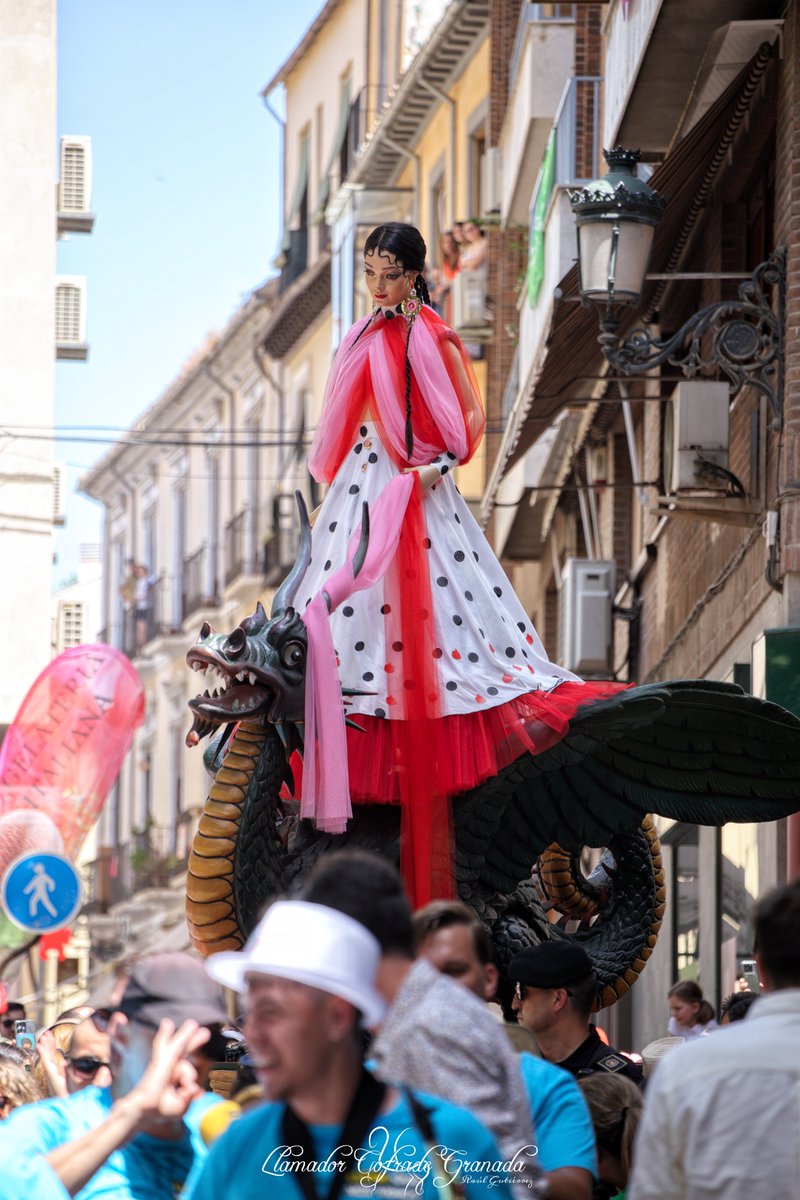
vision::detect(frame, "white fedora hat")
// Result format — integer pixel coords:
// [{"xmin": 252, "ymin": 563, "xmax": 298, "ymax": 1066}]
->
[{"xmin": 205, "ymin": 900, "xmax": 386, "ymax": 1027}]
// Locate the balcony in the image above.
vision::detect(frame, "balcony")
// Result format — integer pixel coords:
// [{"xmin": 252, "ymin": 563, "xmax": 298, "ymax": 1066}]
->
[
  {"xmin": 517, "ymin": 75, "xmax": 601, "ymax": 397},
  {"xmin": 501, "ymin": 4, "xmax": 576, "ymax": 224}
]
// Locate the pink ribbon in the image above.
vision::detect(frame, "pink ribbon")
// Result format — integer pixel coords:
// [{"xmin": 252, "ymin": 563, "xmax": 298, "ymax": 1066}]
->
[{"xmin": 300, "ymin": 474, "xmax": 416, "ymax": 832}]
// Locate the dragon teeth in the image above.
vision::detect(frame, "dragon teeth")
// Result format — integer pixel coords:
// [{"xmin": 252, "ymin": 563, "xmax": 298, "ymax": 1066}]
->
[{"xmin": 248, "ymin": 672, "xmax": 257, "ymax": 685}]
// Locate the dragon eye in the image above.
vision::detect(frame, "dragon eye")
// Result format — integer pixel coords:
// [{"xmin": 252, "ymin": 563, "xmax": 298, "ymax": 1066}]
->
[{"xmin": 282, "ymin": 641, "xmax": 305, "ymax": 668}]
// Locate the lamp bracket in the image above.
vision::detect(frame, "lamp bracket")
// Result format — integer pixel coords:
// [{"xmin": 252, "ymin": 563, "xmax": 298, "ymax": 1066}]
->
[{"xmin": 597, "ymin": 248, "xmax": 786, "ymax": 431}]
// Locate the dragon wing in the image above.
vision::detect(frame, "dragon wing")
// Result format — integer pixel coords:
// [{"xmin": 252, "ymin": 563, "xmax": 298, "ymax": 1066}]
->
[{"xmin": 455, "ymin": 680, "xmax": 800, "ymax": 895}]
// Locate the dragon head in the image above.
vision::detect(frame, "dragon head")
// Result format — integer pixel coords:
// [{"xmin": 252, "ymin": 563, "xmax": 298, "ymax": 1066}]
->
[{"xmin": 185, "ymin": 492, "xmax": 371, "ymax": 748}]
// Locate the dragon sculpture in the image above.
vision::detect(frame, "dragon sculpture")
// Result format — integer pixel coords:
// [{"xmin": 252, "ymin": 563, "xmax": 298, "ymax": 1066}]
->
[{"xmin": 184, "ymin": 500, "xmax": 800, "ymax": 1009}]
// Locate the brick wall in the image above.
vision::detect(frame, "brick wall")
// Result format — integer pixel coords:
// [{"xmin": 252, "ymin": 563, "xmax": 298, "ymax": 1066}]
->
[{"xmin": 775, "ymin": 0, "xmax": 800, "ymax": 581}]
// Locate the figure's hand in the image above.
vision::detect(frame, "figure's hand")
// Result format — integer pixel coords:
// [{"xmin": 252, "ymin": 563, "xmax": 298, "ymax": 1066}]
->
[
  {"xmin": 123, "ymin": 1019, "xmax": 210, "ymax": 1134},
  {"xmin": 35, "ymin": 1028, "xmax": 69, "ymax": 1098},
  {"xmin": 402, "ymin": 464, "xmax": 440, "ymax": 491}
]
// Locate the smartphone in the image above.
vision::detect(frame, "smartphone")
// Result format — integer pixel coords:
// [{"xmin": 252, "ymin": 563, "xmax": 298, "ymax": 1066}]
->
[
  {"xmin": 741, "ymin": 958, "xmax": 760, "ymax": 993},
  {"xmin": 14, "ymin": 1019, "xmax": 36, "ymax": 1053}
]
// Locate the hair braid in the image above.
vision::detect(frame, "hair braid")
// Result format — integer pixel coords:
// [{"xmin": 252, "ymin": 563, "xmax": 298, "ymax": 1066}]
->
[{"xmin": 415, "ymin": 273, "xmax": 431, "ymax": 307}]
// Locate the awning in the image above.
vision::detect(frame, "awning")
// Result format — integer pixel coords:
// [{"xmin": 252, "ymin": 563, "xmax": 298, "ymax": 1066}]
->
[
  {"xmin": 261, "ymin": 252, "xmax": 332, "ymax": 360},
  {"xmin": 316, "ymin": 76, "xmax": 352, "ymax": 218},
  {"xmin": 489, "ymin": 40, "xmax": 778, "ymax": 497},
  {"xmin": 281, "ymin": 134, "xmax": 310, "ymax": 253}
]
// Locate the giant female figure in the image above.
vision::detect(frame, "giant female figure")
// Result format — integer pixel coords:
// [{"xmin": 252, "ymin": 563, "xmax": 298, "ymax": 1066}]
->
[{"xmin": 295, "ymin": 223, "xmax": 621, "ymax": 899}]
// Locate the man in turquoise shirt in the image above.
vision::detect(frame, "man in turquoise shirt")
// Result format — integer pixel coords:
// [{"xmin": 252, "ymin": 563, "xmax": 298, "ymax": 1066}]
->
[
  {"xmin": 191, "ymin": 900, "xmax": 522, "ymax": 1200},
  {"xmin": 0, "ymin": 953, "xmax": 228, "ymax": 1200}
]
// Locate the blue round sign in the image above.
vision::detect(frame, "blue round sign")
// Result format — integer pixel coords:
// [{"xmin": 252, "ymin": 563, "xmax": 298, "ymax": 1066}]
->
[{"xmin": 1, "ymin": 851, "xmax": 82, "ymax": 933}]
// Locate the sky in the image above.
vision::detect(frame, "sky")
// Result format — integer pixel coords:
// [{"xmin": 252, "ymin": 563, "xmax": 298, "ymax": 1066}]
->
[{"xmin": 55, "ymin": 0, "xmax": 324, "ymax": 586}]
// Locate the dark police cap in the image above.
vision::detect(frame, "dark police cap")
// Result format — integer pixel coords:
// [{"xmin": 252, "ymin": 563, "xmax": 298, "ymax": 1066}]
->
[{"xmin": 508, "ymin": 941, "xmax": 594, "ymax": 988}]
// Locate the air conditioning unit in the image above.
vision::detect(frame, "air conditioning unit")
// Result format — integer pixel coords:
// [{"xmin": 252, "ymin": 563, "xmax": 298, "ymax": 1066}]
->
[
  {"xmin": 450, "ymin": 269, "xmax": 489, "ymax": 335},
  {"xmin": 55, "ymin": 275, "xmax": 88, "ymax": 360},
  {"xmin": 561, "ymin": 558, "xmax": 614, "ymax": 675},
  {"xmin": 53, "ymin": 461, "xmax": 67, "ymax": 526},
  {"xmin": 662, "ymin": 381, "xmax": 730, "ymax": 494},
  {"xmin": 57, "ymin": 136, "xmax": 95, "ymax": 233},
  {"xmin": 480, "ymin": 147, "xmax": 502, "ymax": 217}
]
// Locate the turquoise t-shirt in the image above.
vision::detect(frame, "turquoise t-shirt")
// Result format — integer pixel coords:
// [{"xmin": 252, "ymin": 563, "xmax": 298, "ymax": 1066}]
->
[
  {"xmin": 518, "ymin": 1052, "xmax": 598, "ymax": 1177},
  {"xmin": 188, "ymin": 1087, "xmax": 519, "ymax": 1200},
  {"xmin": 0, "ymin": 1085, "xmax": 221, "ymax": 1200}
]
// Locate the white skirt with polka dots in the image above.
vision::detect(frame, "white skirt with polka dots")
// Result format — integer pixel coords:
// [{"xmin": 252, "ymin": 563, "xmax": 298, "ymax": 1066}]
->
[{"xmin": 298, "ymin": 423, "xmax": 579, "ymax": 720}]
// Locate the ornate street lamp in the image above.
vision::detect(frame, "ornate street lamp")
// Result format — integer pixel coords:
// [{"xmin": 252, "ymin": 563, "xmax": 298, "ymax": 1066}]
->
[{"xmin": 569, "ymin": 148, "xmax": 785, "ymax": 430}]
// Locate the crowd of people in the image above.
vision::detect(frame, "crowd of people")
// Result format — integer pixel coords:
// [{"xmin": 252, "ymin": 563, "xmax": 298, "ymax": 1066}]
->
[
  {"xmin": 428, "ymin": 218, "xmax": 487, "ymax": 322},
  {"xmin": 0, "ymin": 853, "xmax": 797, "ymax": 1199}
]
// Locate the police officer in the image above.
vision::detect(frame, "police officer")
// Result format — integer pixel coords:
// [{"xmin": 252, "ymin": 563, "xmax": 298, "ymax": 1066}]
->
[{"xmin": 508, "ymin": 942, "xmax": 643, "ymax": 1085}]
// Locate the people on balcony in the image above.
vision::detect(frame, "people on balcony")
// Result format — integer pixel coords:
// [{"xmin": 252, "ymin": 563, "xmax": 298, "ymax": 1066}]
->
[{"xmin": 459, "ymin": 219, "xmax": 487, "ymax": 271}]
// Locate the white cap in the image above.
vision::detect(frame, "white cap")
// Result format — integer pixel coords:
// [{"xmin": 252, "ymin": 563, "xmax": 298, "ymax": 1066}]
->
[{"xmin": 205, "ymin": 900, "xmax": 386, "ymax": 1027}]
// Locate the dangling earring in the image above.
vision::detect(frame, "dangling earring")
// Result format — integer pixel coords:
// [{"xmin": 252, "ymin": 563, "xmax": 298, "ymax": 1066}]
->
[{"xmin": 401, "ymin": 285, "xmax": 421, "ymax": 318}]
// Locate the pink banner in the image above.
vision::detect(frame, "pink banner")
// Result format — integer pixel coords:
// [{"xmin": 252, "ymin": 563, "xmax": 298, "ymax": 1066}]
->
[{"xmin": 0, "ymin": 645, "xmax": 145, "ymax": 860}]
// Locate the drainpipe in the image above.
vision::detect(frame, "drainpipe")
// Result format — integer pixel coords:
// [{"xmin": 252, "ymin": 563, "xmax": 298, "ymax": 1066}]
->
[
  {"xmin": 619, "ymin": 382, "xmax": 648, "ymax": 507},
  {"xmin": 383, "ymin": 136, "xmax": 420, "ymax": 226},
  {"xmin": 418, "ymin": 78, "xmax": 456, "ymax": 230},
  {"xmin": 262, "ymin": 90, "xmax": 287, "ymax": 247}
]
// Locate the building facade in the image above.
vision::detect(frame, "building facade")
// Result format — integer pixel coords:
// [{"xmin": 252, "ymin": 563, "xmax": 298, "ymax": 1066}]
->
[{"xmin": 484, "ymin": 0, "xmax": 800, "ymax": 1048}]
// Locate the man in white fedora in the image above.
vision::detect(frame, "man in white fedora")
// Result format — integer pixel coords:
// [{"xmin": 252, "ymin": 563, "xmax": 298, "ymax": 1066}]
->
[{"xmin": 191, "ymin": 900, "xmax": 522, "ymax": 1200}]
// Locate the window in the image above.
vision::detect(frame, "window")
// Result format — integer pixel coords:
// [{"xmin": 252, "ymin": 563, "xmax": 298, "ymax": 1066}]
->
[
  {"xmin": 720, "ymin": 824, "xmax": 759, "ymax": 995},
  {"xmin": 60, "ymin": 601, "xmax": 84, "ymax": 648},
  {"xmin": 671, "ymin": 825, "xmax": 700, "ymax": 981}
]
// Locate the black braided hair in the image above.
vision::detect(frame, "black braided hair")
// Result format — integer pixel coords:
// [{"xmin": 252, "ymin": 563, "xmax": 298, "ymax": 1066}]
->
[{"xmin": 363, "ymin": 223, "xmax": 429, "ymax": 461}]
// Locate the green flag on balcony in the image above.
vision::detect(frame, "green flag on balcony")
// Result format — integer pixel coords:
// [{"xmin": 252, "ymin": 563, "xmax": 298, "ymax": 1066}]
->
[{"xmin": 527, "ymin": 132, "xmax": 556, "ymax": 307}]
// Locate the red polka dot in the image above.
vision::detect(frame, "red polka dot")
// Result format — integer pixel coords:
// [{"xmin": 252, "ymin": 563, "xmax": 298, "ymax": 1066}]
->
[
  {"xmin": 385, "ymin": 664, "xmax": 394, "ymax": 674},
  {"xmin": 513, "ymin": 664, "xmax": 522, "ymax": 671},
  {"xmin": 451, "ymin": 650, "xmax": 461, "ymax": 660},
  {"xmin": 489, "ymin": 644, "xmax": 495, "ymax": 653},
  {"xmin": 528, "ymin": 665, "xmax": 535, "ymax": 674},
  {"xmin": 336, "ymin": 657, "xmax": 340, "ymax": 667},
  {"xmin": 502, "ymin": 673, "xmax": 513, "ymax": 683},
  {"xmin": 386, "ymin": 695, "xmax": 397, "ymax": 706},
  {"xmin": 428, "ymin": 692, "xmax": 439, "ymax": 703},
  {"xmin": 475, "ymin": 694, "xmax": 485, "ymax": 704},
  {"xmin": 526, "ymin": 634, "xmax": 534, "ymax": 645}
]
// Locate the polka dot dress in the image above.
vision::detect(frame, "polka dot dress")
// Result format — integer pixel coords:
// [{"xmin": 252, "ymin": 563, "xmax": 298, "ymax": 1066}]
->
[{"xmin": 299, "ymin": 423, "xmax": 579, "ymax": 718}]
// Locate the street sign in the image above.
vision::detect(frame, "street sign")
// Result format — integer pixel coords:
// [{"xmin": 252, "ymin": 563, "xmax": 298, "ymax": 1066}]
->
[{"xmin": 1, "ymin": 851, "xmax": 82, "ymax": 933}]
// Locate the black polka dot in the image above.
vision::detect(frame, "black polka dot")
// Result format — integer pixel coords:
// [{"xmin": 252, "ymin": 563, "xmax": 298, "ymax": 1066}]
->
[
  {"xmin": 380, "ymin": 603, "xmax": 391, "ymax": 614},
  {"xmin": 453, "ymin": 615, "xmax": 463, "ymax": 626},
  {"xmin": 505, "ymin": 647, "xmax": 515, "ymax": 658},
  {"xmin": 454, "ymin": 513, "xmax": 461, "ymax": 524},
  {"xmin": 441, "ymin": 465, "xmax": 449, "ymax": 475},
  {"xmin": 454, "ymin": 550, "xmax": 465, "ymax": 563},
  {"xmin": 363, "ymin": 671, "xmax": 374, "ymax": 681},
  {"xmin": 468, "ymin": 652, "xmax": 479, "ymax": 663},
  {"xmin": 375, "ymin": 707, "xmax": 386, "ymax": 718},
  {"xmin": 517, "ymin": 622, "xmax": 526, "ymax": 632},
  {"xmin": 324, "ymin": 560, "xmax": 331, "ymax": 571},
  {"xmin": 433, "ymin": 648, "xmax": 443, "ymax": 659},
  {"xmin": 445, "ymin": 681, "xmax": 457, "ymax": 691},
  {"xmin": 487, "ymin": 686, "xmax": 498, "ymax": 696},
  {"xmin": 494, "ymin": 586, "xmax": 503, "ymax": 597},
  {"xmin": 342, "ymin": 606, "xmax": 354, "ymax": 617},
  {"xmin": 360, "ymin": 425, "xmax": 368, "ymax": 436},
  {"xmin": 305, "ymin": 597, "xmax": 311, "ymax": 607},
  {"xmin": 437, "ymin": 576, "xmax": 448, "ymax": 587},
  {"xmin": 355, "ymin": 641, "xmax": 365, "ymax": 651},
  {"xmin": 354, "ymin": 443, "xmax": 363, "ymax": 454},
  {"xmin": 465, "ymin": 591, "xmax": 473, "ymax": 602},
  {"xmin": 392, "ymin": 640, "xmax": 403, "ymax": 652},
  {"xmin": 368, "ymin": 452, "xmax": 378, "ymax": 464},
  {"xmin": 478, "ymin": 628, "xmax": 485, "ymax": 638},
  {"xmin": 446, "ymin": 452, "xmax": 456, "ymax": 461},
  {"xmin": 522, "ymin": 648, "xmax": 528, "ymax": 658},
  {"xmin": 423, "ymin": 537, "xmax": 431, "ymax": 549},
  {"xmin": 328, "ymin": 521, "xmax": 337, "ymax": 532},
  {"xmin": 473, "ymin": 551, "xmax": 479, "ymax": 562}
]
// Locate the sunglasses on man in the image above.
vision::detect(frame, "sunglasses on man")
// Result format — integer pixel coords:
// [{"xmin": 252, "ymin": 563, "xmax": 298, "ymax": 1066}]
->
[
  {"xmin": 62, "ymin": 1053, "xmax": 110, "ymax": 1078},
  {"xmin": 514, "ymin": 981, "xmax": 573, "ymax": 1000}
]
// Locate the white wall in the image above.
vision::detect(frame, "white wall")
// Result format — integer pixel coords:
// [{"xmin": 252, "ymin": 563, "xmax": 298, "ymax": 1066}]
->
[{"xmin": 0, "ymin": 0, "xmax": 57, "ymax": 725}]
